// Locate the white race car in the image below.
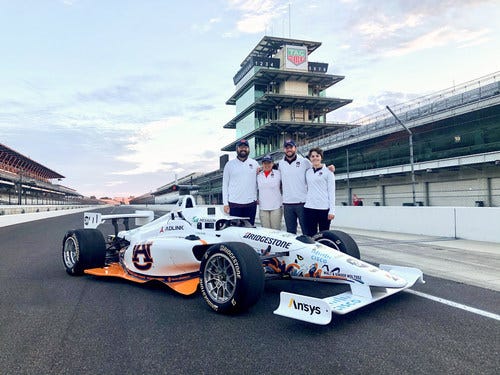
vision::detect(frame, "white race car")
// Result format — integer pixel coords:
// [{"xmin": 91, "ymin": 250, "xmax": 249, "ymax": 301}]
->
[{"xmin": 62, "ymin": 196, "xmax": 424, "ymax": 325}]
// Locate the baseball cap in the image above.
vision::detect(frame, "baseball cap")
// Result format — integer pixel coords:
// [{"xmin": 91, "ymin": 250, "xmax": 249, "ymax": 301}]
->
[
  {"xmin": 284, "ymin": 139, "xmax": 296, "ymax": 147},
  {"xmin": 262, "ymin": 154, "xmax": 273, "ymax": 162},
  {"xmin": 236, "ymin": 139, "xmax": 249, "ymax": 148}
]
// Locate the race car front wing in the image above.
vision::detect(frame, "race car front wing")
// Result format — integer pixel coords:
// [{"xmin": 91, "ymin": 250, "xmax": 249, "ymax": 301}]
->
[{"xmin": 273, "ymin": 265, "xmax": 425, "ymax": 325}]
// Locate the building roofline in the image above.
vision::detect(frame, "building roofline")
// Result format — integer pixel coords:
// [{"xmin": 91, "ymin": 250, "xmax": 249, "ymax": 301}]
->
[
  {"xmin": 239, "ymin": 35, "xmax": 321, "ymax": 67},
  {"xmin": 227, "ymin": 68, "xmax": 345, "ymax": 105},
  {"xmin": 0, "ymin": 143, "xmax": 64, "ymax": 179}
]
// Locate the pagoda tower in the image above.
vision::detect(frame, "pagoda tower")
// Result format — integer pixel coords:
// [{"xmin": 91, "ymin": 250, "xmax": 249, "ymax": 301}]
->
[{"xmin": 221, "ymin": 36, "xmax": 355, "ymax": 158}]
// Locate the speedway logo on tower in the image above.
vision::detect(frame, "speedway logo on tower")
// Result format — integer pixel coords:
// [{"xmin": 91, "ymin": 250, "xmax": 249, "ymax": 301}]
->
[{"xmin": 285, "ymin": 45, "xmax": 308, "ymax": 70}]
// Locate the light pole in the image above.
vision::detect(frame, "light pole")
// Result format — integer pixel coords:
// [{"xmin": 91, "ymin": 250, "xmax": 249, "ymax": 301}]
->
[
  {"xmin": 17, "ymin": 170, "xmax": 23, "ymax": 205},
  {"xmin": 386, "ymin": 106, "xmax": 417, "ymax": 206},
  {"xmin": 346, "ymin": 148, "xmax": 351, "ymax": 205}
]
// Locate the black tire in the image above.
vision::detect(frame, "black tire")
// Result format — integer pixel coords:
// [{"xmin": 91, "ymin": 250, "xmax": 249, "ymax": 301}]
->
[
  {"xmin": 200, "ymin": 242, "xmax": 264, "ymax": 314},
  {"xmin": 62, "ymin": 229, "xmax": 106, "ymax": 276},
  {"xmin": 313, "ymin": 230, "xmax": 361, "ymax": 259}
]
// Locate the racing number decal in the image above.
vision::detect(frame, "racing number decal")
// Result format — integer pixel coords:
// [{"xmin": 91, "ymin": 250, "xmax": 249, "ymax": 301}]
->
[{"xmin": 132, "ymin": 243, "xmax": 153, "ymax": 270}]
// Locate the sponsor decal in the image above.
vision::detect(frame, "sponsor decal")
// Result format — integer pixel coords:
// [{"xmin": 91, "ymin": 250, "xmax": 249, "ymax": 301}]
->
[
  {"xmin": 159, "ymin": 225, "xmax": 184, "ymax": 233},
  {"xmin": 198, "ymin": 218, "xmax": 216, "ymax": 223},
  {"xmin": 347, "ymin": 258, "xmax": 379, "ymax": 273},
  {"xmin": 242, "ymin": 232, "xmax": 292, "ymax": 249},
  {"xmin": 346, "ymin": 257, "xmax": 370, "ymax": 268},
  {"xmin": 311, "ymin": 248, "xmax": 331, "ymax": 264},
  {"xmin": 327, "ymin": 294, "xmax": 363, "ymax": 312},
  {"xmin": 288, "ymin": 298, "xmax": 321, "ymax": 315},
  {"xmin": 200, "ymin": 281, "xmax": 219, "ymax": 311},
  {"xmin": 287, "ymin": 47, "xmax": 306, "ymax": 66},
  {"xmin": 132, "ymin": 242, "xmax": 153, "ymax": 271},
  {"xmin": 220, "ymin": 245, "xmax": 241, "ymax": 279}
]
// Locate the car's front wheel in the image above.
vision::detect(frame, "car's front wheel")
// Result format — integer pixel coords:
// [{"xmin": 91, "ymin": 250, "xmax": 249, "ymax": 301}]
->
[
  {"xmin": 313, "ymin": 230, "xmax": 361, "ymax": 259},
  {"xmin": 200, "ymin": 242, "xmax": 264, "ymax": 314},
  {"xmin": 62, "ymin": 229, "xmax": 106, "ymax": 275}
]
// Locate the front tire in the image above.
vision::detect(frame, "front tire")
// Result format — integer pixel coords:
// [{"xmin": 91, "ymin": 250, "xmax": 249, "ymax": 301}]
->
[
  {"xmin": 200, "ymin": 242, "xmax": 264, "ymax": 314},
  {"xmin": 62, "ymin": 229, "xmax": 106, "ymax": 275},
  {"xmin": 313, "ymin": 230, "xmax": 361, "ymax": 259}
]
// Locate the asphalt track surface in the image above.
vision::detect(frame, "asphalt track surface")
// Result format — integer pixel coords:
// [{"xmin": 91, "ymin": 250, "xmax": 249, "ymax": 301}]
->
[{"xmin": 0, "ymin": 207, "xmax": 498, "ymax": 375}]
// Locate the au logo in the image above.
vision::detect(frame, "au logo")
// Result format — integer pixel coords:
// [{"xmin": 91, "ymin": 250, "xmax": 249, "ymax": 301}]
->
[{"xmin": 132, "ymin": 243, "xmax": 153, "ymax": 270}]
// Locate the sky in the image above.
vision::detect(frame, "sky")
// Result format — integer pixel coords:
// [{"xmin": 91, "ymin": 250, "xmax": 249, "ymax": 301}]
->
[{"xmin": 0, "ymin": 0, "xmax": 499, "ymax": 198}]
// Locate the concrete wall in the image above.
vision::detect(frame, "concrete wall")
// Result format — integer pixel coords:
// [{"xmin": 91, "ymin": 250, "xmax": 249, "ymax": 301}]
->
[
  {"xmin": 6, "ymin": 203, "xmax": 497, "ymax": 243},
  {"xmin": 133, "ymin": 202, "xmax": 500, "ymax": 243},
  {"xmin": 0, "ymin": 205, "xmax": 104, "ymax": 228},
  {"xmin": 334, "ymin": 206, "xmax": 500, "ymax": 243},
  {"xmin": 0, "ymin": 204, "xmax": 89, "ymax": 215}
]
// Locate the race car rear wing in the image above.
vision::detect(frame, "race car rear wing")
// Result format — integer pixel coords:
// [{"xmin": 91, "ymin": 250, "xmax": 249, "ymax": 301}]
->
[
  {"xmin": 84, "ymin": 211, "xmax": 155, "ymax": 231},
  {"xmin": 274, "ymin": 265, "xmax": 424, "ymax": 325}
]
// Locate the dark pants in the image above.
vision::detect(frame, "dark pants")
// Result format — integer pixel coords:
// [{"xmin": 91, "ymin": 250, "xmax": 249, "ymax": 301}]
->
[
  {"xmin": 283, "ymin": 203, "xmax": 306, "ymax": 234},
  {"xmin": 303, "ymin": 207, "xmax": 331, "ymax": 236},
  {"xmin": 229, "ymin": 202, "xmax": 257, "ymax": 226}
]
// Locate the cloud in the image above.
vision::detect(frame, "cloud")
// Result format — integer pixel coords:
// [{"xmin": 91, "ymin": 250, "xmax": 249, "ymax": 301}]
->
[
  {"xmin": 384, "ymin": 26, "xmax": 491, "ymax": 57},
  {"xmin": 114, "ymin": 114, "xmax": 229, "ymax": 177},
  {"xmin": 357, "ymin": 14, "xmax": 423, "ymax": 40},
  {"xmin": 338, "ymin": 0, "xmax": 494, "ymax": 61},
  {"xmin": 228, "ymin": 0, "xmax": 288, "ymax": 34},
  {"xmin": 192, "ymin": 17, "xmax": 222, "ymax": 33}
]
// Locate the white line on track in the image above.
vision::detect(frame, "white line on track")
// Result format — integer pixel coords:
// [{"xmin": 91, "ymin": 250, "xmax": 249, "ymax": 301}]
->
[{"xmin": 405, "ymin": 289, "xmax": 500, "ymax": 321}]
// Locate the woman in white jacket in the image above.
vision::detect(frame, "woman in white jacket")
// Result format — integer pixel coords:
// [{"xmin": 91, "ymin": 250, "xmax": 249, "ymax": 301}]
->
[
  {"xmin": 257, "ymin": 154, "xmax": 282, "ymax": 230},
  {"xmin": 303, "ymin": 147, "xmax": 335, "ymax": 236}
]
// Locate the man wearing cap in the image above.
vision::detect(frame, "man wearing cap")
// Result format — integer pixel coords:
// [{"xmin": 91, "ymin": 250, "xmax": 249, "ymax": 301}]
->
[
  {"xmin": 278, "ymin": 139, "xmax": 335, "ymax": 234},
  {"xmin": 257, "ymin": 154, "xmax": 282, "ymax": 230},
  {"xmin": 222, "ymin": 139, "xmax": 258, "ymax": 225}
]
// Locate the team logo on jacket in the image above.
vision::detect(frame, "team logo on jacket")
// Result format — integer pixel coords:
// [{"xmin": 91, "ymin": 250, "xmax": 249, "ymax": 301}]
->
[
  {"xmin": 295, "ymin": 162, "xmax": 301, "ymax": 167},
  {"xmin": 132, "ymin": 242, "xmax": 153, "ymax": 270}
]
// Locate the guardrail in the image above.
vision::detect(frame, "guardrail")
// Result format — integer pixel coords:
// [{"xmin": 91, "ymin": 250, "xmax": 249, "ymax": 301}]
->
[{"xmin": 0, "ymin": 204, "xmax": 90, "ymax": 216}]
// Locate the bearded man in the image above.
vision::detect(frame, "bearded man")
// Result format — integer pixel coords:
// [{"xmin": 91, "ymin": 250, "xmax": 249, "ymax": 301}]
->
[{"xmin": 222, "ymin": 139, "xmax": 258, "ymax": 225}]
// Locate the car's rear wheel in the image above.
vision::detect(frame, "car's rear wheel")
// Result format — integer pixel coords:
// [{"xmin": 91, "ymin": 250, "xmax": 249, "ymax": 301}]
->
[
  {"xmin": 313, "ymin": 230, "xmax": 361, "ymax": 259},
  {"xmin": 200, "ymin": 242, "xmax": 264, "ymax": 314},
  {"xmin": 62, "ymin": 229, "xmax": 106, "ymax": 275}
]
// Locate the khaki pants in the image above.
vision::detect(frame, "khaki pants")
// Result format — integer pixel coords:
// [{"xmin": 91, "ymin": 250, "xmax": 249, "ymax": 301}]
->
[{"xmin": 259, "ymin": 207, "xmax": 283, "ymax": 230}]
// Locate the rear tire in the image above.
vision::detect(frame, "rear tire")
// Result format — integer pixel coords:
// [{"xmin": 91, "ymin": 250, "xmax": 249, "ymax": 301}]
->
[
  {"xmin": 313, "ymin": 230, "xmax": 361, "ymax": 259},
  {"xmin": 62, "ymin": 229, "xmax": 106, "ymax": 275},
  {"xmin": 200, "ymin": 242, "xmax": 264, "ymax": 314}
]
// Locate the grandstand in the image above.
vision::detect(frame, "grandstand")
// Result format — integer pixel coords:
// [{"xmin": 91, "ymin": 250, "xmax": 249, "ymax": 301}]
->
[
  {"xmin": 138, "ymin": 36, "xmax": 500, "ymax": 207},
  {"xmin": 0, "ymin": 143, "xmax": 84, "ymax": 205}
]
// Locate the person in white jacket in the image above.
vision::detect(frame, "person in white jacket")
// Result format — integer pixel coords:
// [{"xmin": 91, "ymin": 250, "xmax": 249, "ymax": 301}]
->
[
  {"xmin": 257, "ymin": 154, "xmax": 282, "ymax": 229},
  {"xmin": 303, "ymin": 147, "xmax": 335, "ymax": 236},
  {"xmin": 278, "ymin": 139, "xmax": 335, "ymax": 234},
  {"xmin": 222, "ymin": 139, "xmax": 258, "ymax": 225}
]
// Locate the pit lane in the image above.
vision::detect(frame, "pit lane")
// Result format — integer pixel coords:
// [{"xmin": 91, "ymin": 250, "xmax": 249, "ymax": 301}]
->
[{"xmin": 0, "ymin": 207, "xmax": 498, "ymax": 374}]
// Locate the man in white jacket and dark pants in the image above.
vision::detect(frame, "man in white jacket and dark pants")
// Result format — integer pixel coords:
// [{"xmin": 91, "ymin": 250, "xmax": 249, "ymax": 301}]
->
[{"xmin": 222, "ymin": 139, "xmax": 258, "ymax": 225}]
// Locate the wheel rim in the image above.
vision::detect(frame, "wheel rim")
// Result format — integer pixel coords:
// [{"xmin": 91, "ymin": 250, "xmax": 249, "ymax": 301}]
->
[
  {"xmin": 317, "ymin": 238, "xmax": 341, "ymax": 251},
  {"xmin": 203, "ymin": 253, "xmax": 237, "ymax": 304},
  {"xmin": 63, "ymin": 236, "xmax": 78, "ymax": 268}
]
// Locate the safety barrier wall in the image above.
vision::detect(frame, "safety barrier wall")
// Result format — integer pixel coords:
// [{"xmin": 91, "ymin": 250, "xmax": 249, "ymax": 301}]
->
[
  {"xmin": 6, "ymin": 203, "xmax": 497, "ymax": 243},
  {"xmin": 0, "ymin": 205, "xmax": 89, "ymax": 215},
  {"xmin": 0, "ymin": 205, "xmax": 105, "ymax": 228},
  {"xmin": 133, "ymin": 204, "xmax": 500, "ymax": 243},
  {"xmin": 334, "ymin": 206, "xmax": 500, "ymax": 243}
]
